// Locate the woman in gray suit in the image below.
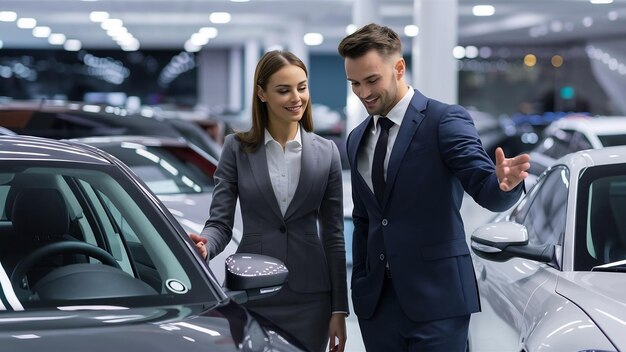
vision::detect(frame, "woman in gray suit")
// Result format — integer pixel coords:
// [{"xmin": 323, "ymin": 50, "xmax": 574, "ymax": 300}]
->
[{"xmin": 191, "ymin": 50, "xmax": 348, "ymax": 352}]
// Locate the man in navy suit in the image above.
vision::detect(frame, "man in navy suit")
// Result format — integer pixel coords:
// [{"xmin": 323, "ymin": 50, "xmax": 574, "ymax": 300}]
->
[{"xmin": 338, "ymin": 23, "xmax": 530, "ymax": 351}]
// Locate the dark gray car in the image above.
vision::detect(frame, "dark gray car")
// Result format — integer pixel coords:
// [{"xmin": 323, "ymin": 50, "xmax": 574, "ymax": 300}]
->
[{"xmin": 0, "ymin": 135, "xmax": 303, "ymax": 351}]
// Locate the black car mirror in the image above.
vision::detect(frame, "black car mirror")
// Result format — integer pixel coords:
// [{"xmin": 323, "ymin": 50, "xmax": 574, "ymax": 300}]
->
[{"xmin": 223, "ymin": 253, "xmax": 288, "ymax": 304}]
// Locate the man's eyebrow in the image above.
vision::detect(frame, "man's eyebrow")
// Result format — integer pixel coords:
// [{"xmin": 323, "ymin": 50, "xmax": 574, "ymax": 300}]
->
[{"xmin": 348, "ymin": 74, "xmax": 380, "ymax": 82}]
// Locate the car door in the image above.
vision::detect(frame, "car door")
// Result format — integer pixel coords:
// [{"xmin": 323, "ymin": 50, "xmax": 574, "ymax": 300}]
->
[{"xmin": 474, "ymin": 166, "xmax": 568, "ymax": 350}]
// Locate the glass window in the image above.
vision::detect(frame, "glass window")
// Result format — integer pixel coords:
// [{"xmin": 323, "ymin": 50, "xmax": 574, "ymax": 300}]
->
[
  {"xmin": 0, "ymin": 163, "xmax": 215, "ymax": 310},
  {"xmin": 575, "ymin": 164, "xmax": 626, "ymax": 270},
  {"xmin": 598, "ymin": 134, "xmax": 626, "ymax": 148},
  {"xmin": 522, "ymin": 167, "xmax": 569, "ymax": 247}
]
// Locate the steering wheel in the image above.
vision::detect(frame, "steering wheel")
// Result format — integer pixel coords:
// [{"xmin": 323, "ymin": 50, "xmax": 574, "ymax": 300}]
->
[{"xmin": 11, "ymin": 241, "xmax": 121, "ymax": 296}]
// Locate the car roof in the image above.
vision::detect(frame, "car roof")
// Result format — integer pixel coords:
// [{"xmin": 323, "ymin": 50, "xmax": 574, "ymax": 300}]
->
[
  {"xmin": 551, "ymin": 116, "xmax": 626, "ymax": 136},
  {"xmin": 0, "ymin": 135, "xmax": 112, "ymax": 164},
  {"xmin": 69, "ymin": 135, "xmax": 187, "ymax": 147},
  {"xmin": 555, "ymin": 145, "xmax": 626, "ymax": 171}
]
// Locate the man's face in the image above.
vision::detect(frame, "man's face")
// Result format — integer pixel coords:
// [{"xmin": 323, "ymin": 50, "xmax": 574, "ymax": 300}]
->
[{"xmin": 345, "ymin": 50, "xmax": 404, "ymax": 116}]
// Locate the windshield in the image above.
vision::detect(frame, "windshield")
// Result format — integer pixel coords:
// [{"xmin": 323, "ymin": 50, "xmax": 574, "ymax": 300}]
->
[
  {"xmin": 97, "ymin": 142, "xmax": 216, "ymax": 195},
  {"xmin": 598, "ymin": 134, "xmax": 626, "ymax": 148},
  {"xmin": 575, "ymin": 163, "xmax": 626, "ymax": 271},
  {"xmin": 0, "ymin": 162, "xmax": 216, "ymax": 311}
]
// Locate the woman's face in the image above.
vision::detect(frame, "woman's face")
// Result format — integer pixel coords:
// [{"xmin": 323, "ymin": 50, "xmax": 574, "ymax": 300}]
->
[{"xmin": 258, "ymin": 64, "xmax": 309, "ymax": 127}]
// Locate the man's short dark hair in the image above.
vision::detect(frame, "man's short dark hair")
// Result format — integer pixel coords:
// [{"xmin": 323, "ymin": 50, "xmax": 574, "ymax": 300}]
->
[{"xmin": 337, "ymin": 23, "xmax": 402, "ymax": 59}]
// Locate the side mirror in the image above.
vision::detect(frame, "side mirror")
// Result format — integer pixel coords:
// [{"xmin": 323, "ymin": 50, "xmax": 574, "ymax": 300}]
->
[
  {"xmin": 223, "ymin": 253, "xmax": 288, "ymax": 304},
  {"xmin": 471, "ymin": 222, "xmax": 554, "ymax": 263}
]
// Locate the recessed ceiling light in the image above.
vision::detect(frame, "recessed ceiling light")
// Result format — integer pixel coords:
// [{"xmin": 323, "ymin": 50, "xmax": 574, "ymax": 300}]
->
[
  {"xmin": 346, "ymin": 24, "xmax": 357, "ymax": 35},
  {"xmin": 590, "ymin": 0, "xmax": 613, "ymax": 4},
  {"xmin": 17, "ymin": 18, "xmax": 37, "ymax": 29},
  {"xmin": 472, "ymin": 5, "xmax": 495, "ymax": 16},
  {"xmin": 0, "ymin": 11, "xmax": 18, "ymax": 22},
  {"xmin": 32, "ymin": 26, "xmax": 51, "ymax": 38},
  {"xmin": 64, "ymin": 39, "xmax": 82, "ymax": 51},
  {"xmin": 48, "ymin": 33, "xmax": 66, "ymax": 45},
  {"xmin": 404, "ymin": 25, "xmax": 419, "ymax": 37},
  {"xmin": 90, "ymin": 11, "xmax": 109, "ymax": 22},
  {"xmin": 303, "ymin": 33, "xmax": 323, "ymax": 46},
  {"xmin": 209, "ymin": 12, "xmax": 231, "ymax": 24}
]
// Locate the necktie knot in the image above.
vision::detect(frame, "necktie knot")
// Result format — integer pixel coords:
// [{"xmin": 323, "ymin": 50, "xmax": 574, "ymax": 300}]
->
[{"xmin": 378, "ymin": 117, "xmax": 394, "ymax": 132}]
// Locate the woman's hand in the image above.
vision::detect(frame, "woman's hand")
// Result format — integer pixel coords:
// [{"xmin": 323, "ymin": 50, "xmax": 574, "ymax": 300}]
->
[
  {"xmin": 328, "ymin": 313, "xmax": 346, "ymax": 352},
  {"xmin": 189, "ymin": 233, "xmax": 208, "ymax": 260}
]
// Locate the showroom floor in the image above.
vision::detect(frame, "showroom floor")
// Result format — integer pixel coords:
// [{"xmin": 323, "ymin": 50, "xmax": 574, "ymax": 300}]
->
[{"xmin": 343, "ymin": 194, "xmax": 496, "ymax": 351}]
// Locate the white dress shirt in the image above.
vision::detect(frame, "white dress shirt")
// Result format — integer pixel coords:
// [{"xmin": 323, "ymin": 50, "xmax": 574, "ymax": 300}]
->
[
  {"xmin": 264, "ymin": 126, "xmax": 302, "ymax": 216},
  {"xmin": 358, "ymin": 87, "xmax": 415, "ymax": 191}
]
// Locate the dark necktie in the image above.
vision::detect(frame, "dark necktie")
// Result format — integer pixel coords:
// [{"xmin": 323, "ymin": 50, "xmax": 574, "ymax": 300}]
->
[{"xmin": 372, "ymin": 117, "xmax": 394, "ymax": 204}]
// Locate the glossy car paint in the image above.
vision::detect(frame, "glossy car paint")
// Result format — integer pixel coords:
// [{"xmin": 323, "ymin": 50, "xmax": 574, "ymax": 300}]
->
[{"xmin": 469, "ymin": 146, "xmax": 626, "ymax": 352}]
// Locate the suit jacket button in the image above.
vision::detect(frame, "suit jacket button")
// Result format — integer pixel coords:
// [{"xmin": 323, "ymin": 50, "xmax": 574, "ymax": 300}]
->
[
  {"xmin": 279, "ymin": 226, "xmax": 286, "ymax": 233},
  {"xmin": 382, "ymin": 219, "xmax": 388, "ymax": 226},
  {"xmin": 379, "ymin": 253, "xmax": 385, "ymax": 261}
]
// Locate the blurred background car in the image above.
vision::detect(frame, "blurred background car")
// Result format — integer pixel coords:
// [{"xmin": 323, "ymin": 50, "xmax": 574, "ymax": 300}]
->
[
  {"xmin": 0, "ymin": 135, "xmax": 304, "ymax": 351},
  {"xmin": 0, "ymin": 100, "xmax": 222, "ymax": 161},
  {"xmin": 468, "ymin": 146, "xmax": 626, "ymax": 352},
  {"xmin": 527, "ymin": 115, "xmax": 626, "ymax": 187},
  {"xmin": 70, "ymin": 135, "xmax": 242, "ymax": 282}
]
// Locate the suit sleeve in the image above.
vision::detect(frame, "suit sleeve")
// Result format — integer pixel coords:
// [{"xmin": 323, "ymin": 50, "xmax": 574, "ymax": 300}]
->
[
  {"xmin": 438, "ymin": 105, "xmax": 523, "ymax": 212},
  {"xmin": 318, "ymin": 141, "xmax": 349, "ymax": 313},
  {"xmin": 200, "ymin": 134, "xmax": 239, "ymax": 260},
  {"xmin": 346, "ymin": 130, "xmax": 369, "ymax": 283}
]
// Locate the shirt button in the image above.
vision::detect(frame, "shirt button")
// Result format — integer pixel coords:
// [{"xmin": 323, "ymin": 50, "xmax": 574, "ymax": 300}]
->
[
  {"xmin": 379, "ymin": 254, "xmax": 385, "ymax": 261},
  {"xmin": 382, "ymin": 219, "xmax": 388, "ymax": 226}
]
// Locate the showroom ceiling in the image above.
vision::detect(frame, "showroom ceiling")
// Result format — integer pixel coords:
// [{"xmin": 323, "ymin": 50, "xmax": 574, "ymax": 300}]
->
[{"xmin": 0, "ymin": 0, "xmax": 625, "ymax": 52}]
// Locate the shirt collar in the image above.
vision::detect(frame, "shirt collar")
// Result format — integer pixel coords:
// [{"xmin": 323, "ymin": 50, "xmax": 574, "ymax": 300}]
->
[
  {"xmin": 264, "ymin": 124, "xmax": 302, "ymax": 147},
  {"xmin": 373, "ymin": 86, "xmax": 414, "ymax": 129}
]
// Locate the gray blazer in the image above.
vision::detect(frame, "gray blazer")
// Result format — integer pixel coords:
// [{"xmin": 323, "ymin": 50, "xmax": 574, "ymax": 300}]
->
[{"xmin": 200, "ymin": 130, "xmax": 349, "ymax": 313}]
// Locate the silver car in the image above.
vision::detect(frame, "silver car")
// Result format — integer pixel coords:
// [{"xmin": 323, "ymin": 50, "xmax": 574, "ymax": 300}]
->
[{"xmin": 469, "ymin": 146, "xmax": 626, "ymax": 352}]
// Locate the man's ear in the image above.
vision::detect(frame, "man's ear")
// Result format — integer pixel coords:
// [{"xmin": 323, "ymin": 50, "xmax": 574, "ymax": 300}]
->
[{"xmin": 394, "ymin": 58, "xmax": 406, "ymax": 79}]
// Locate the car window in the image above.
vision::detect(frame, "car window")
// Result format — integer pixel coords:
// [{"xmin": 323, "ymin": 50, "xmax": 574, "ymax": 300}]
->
[
  {"xmin": 522, "ymin": 167, "xmax": 569, "ymax": 247},
  {"xmin": 575, "ymin": 164, "xmax": 626, "ymax": 270},
  {"xmin": 534, "ymin": 129, "xmax": 573, "ymax": 159},
  {"xmin": 598, "ymin": 134, "xmax": 626, "ymax": 148},
  {"xmin": 510, "ymin": 173, "xmax": 547, "ymax": 223},
  {"xmin": 569, "ymin": 131, "xmax": 593, "ymax": 153},
  {"xmin": 0, "ymin": 163, "xmax": 215, "ymax": 311}
]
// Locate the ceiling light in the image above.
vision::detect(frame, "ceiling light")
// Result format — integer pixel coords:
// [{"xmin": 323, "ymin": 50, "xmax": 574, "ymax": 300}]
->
[
  {"xmin": 199, "ymin": 27, "xmax": 218, "ymax": 39},
  {"xmin": 465, "ymin": 46, "xmax": 479, "ymax": 59},
  {"xmin": 101, "ymin": 18, "xmax": 123, "ymax": 30},
  {"xmin": 472, "ymin": 5, "xmax": 495, "ymax": 16},
  {"xmin": 48, "ymin": 33, "xmax": 66, "ymax": 45},
  {"xmin": 346, "ymin": 24, "xmax": 357, "ymax": 35},
  {"xmin": 590, "ymin": 0, "xmax": 613, "ymax": 4},
  {"xmin": 0, "ymin": 11, "xmax": 18, "ymax": 22},
  {"xmin": 230, "ymin": 0, "xmax": 250, "ymax": 2},
  {"xmin": 303, "ymin": 32, "xmax": 323, "ymax": 46},
  {"xmin": 64, "ymin": 39, "xmax": 82, "ymax": 51},
  {"xmin": 17, "ymin": 18, "xmax": 37, "ymax": 29},
  {"xmin": 32, "ymin": 26, "xmax": 51, "ymax": 38},
  {"xmin": 185, "ymin": 41, "xmax": 201, "ymax": 53},
  {"xmin": 90, "ymin": 11, "xmax": 109, "ymax": 22},
  {"xmin": 582, "ymin": 16, "xmax": 593, "ymax": 27},
  {"xmin": 452, "ymin": 46, "xmax": 465, "ymax": 59},
  {"xmin": 209, "ymin": 12, "xmax": 231, "ymax": 24},
  {"xmin": 190, "ymin": 33, "xmax": 209, "ymax": 46},
  {"xmin": 404, "ymin": 25, "xmax": 419, "ymax": 37},
  {"xmin": 608, "ymin": 11, "xmax": 618, "ymax": 21}
]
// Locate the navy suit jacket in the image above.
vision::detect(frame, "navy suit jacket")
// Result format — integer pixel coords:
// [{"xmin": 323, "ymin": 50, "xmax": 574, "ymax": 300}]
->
[{"xmin": 347, "ymin": 89, "xmax": 523, "ymax": 322}]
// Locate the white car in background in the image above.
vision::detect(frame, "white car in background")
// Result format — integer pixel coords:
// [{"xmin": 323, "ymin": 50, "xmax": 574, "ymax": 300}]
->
[
  {"xmin": 528, "ymin": 115, "xmax": 626, "ymax": 187},
  {"xmin": 72, "ymin": 136, "xmax": 242, "ymax": 282},
  {"xmin": 468, "ymin": 146, "xmax": 626, "ymax": 352}
]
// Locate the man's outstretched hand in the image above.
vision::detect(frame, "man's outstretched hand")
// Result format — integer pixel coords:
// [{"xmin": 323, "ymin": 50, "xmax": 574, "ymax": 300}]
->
[
  {"xmin": 495, "ymin": 147, "xmax": 531, "ymax": 192},
  {"xmin": 189, "ymin": 233, "xmax": 208, "ymax": 260}
]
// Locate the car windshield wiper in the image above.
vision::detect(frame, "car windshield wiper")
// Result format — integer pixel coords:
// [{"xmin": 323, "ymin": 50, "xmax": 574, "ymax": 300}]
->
[{"xmin": 591, "ymin": 259, "xmax": 626, "ymax": 272}]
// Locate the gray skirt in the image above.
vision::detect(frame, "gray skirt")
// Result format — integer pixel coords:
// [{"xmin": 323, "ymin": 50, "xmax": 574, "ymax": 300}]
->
[{"xmin": 244, "ymin": 284, "xmax": 331, "ymax": 352}]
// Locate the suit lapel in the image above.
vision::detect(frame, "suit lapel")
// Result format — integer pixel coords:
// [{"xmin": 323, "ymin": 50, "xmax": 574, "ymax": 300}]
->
[
  {"xmin": 284, "ymin": 130, "xmax": 314, "ymax": 220},
  {"xmin": 349, "ymin": 116, "xmax": 377, "ymax": 203},
  {"xmin": 247, "ymin": 143, "xmax": 284, "ymax": 220},
  {"xmin": 383, "ymin": 91, "xmax": 427, "ymax": 206}
]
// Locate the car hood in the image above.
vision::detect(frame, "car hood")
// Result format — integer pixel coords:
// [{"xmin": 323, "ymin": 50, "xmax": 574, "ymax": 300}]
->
[
  {"xmin": 0, "ymin": 301, "xmax": 301, "ymax": 351},
  {"xmin": 157, "ymin": 192, "xmax": 213, "ymax": 234},
  {"xmin": 557, "ymin": 272, "xmax": 626, "ymax": 349}
]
